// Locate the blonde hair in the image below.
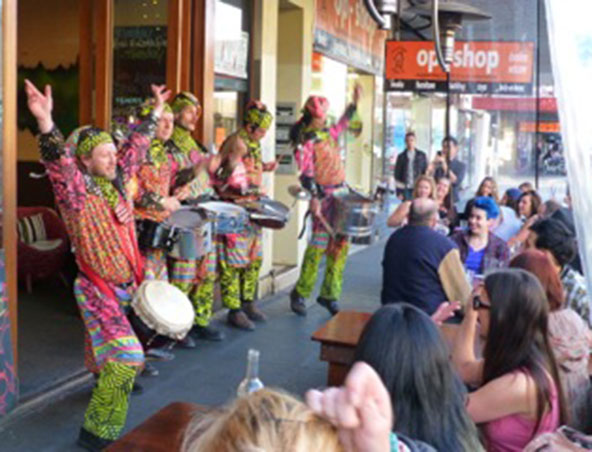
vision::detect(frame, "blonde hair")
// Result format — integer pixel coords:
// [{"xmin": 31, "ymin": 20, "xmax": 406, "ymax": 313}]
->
[
  {"xmin": 182, "ymin": 389, "xmax": 344, "ymax": 452},
  {"xmin": 412, "ymin": 175, "xmax": 437, "ymax": 200},
  {"xmin": 476, "ymin": 176, "xmax": 500, "ymax": 203}
]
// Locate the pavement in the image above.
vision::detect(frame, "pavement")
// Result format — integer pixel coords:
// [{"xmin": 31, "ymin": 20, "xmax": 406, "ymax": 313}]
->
[{"xmin": 0, "ymin": 238, "xmax": 387, "ymax": 452}]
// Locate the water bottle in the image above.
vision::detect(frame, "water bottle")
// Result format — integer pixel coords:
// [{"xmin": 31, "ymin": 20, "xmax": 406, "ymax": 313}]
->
[{"xmin": 237, "ymin": 349, "xmax": 264, "ymax": 397}]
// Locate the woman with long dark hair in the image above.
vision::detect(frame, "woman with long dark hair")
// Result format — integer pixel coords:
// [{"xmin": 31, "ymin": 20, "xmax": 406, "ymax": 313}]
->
[
  {"xmin": 355, "ymin": 304, "xmax": 482, "ymax": 451},
  {"xmin": 453, "ymin": 269, "xmax": 567, "ymax": 451},
  {"xmin": 510, "ymin": 250, "xmax": 591, "ymax": 431}
]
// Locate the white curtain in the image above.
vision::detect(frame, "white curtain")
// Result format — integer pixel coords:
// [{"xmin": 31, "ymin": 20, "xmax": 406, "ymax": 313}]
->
[{"xmin": 545, "ymin": 0, "xmax": 592, "ymax": 321}]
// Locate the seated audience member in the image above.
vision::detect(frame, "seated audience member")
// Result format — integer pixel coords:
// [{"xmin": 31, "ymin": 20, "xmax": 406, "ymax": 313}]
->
[
  {"xmin": 387, "ymin": 175, "xmax": 436, "ymax": 228},
  {"xmin": 549, "ymin": 206, "xmax": 584, "ymax": 274},
  {"xmin": 500, "ymin": 188, "xmax": 522, "ymax": 214},
  {"xmin": 507, "ymin": 190, "xmax": 543, "ymax": 247},
  {"xmin": 492, "ymin": 188, "xmax": 523, "ymax": 243},
  {"xmin": 382, "ymin": 198, "xmax": 470, "ymax": 315},
  {"xmin": 451, "ymin": 197, "xmax": 510, "ymax": 274},
  {"xmin": 435, "ymin": 176, "xmax": 458, "ymax": 232},
  {"xmin": 308, "ymin": 362, "xmax": 437, "ymax": 452},
  {"xmin": 354, "ymin": 304, "xmax": 483, "ymax": 451},
  {"xmin": 182, "ymin": 389, "xmax": 343, "ymax": 452},
  {"xmin": 183, "ymin": 362, "xmax": 432, "ymax": 452},
  {"xmin": 453, "ymin": 269, "xmax": 567, "ymax": 451},
  {"xmin": 519, "ymin": 181, "xmax": 534, "ymax": 193},
  {"xmin": 528, "ymin": 219, "xmax": 590, "ymax": 327},
  {"xmin": 462, "ymin": 176, "xmax": 500, "ymax": 221},
  {"xmin": 510, "ymin": 250, "xmax": 591, "ymax": 431}
]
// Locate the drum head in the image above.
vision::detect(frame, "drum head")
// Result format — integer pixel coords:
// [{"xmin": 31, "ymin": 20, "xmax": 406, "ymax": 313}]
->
[
  {"xmin": 133, "ymin": 281, "xmax": 194, "ymax": 339},
  {"xmin": 199, "ymin": 201, "xmax": 247, "ymax": 217},
  {"xmin": 257, "ymin": 198, "xmax": 290, "ymax": 216},
  {"xmin": 165, "ymin": 207, "xmax": 206, "ymax": 229}
]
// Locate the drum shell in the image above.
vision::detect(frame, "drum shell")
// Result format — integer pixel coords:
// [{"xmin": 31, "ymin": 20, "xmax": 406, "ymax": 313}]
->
[
  {"xmin": 128, "ymin": 310, "xmax": 171, "ymax": 349},
  {"xmin": 214, "ymin": 212, "xmax": 250, "ymax": 234},
  {"xmin": 248, "ymin": 198, "xmax": 290, "ymax": 230},
  {"xmin": 136, "ymin": 219, "xmax": 176, "ymax": 251},
  {"xmin": 332, "ymin": 194, "xmax": 378, "ymax": 238},
  {"xmin": 168, "ymin": 222, "xmax": 213, "ymax": 260}
]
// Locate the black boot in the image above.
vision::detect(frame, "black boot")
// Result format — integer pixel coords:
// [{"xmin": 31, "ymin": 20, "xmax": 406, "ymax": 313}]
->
[
  {"xmin": 77, "ymin": 428, "xmax": 113, "ymax": 452},
  {"xmin": 190, "ymin": 324, "xmax": 225, "ymax": 342},
  {"xmin": 317, "ymin": 297, "xmax": 339, "ymax": 316},
  {"xmin": 290, "ymin": 289, "xmax": 307, "ymax": 316},
  {"xmin": 227, "ymin": 309, "xmax": 255, "ymax": 331},
  {"xmin": 243, "ymin": 300, "xmax": 267, "ymax": 322}
]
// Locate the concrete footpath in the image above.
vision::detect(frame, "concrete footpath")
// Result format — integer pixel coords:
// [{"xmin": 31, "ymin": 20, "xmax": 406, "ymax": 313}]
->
[{"xmin": 0, "ymin": 241, "xmax": 385, "ymax": 451}]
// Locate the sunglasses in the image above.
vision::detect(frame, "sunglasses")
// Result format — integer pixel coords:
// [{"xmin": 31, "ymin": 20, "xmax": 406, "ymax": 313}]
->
[{"xmin": 472, "ymin": 295, "xmax": 491, "ymax": 311}]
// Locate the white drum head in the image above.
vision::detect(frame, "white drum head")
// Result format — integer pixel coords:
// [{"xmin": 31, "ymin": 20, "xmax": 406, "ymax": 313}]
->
[{"xmin": 132, "ymin": 281, "xmax": 194, "ymax": 340}]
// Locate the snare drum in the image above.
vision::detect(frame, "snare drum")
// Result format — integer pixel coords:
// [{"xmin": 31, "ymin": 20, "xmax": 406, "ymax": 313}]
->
[
  {"xmin": 136, "ymin": 219, "xmax": 177, "ymax": 251},
  {"xmin": 165, "ymin": 207, "xmax": 213, "ymax": 260},
  {"xmin": 199, "ymin": 201, "xmax": 250, "ymax": 235},
  {"xmin": 247, "ymin": 198, "xmax": 290, "ymax": 229},
  {"xmin": 129, "ymin": 280, "xmax": 195, "ymax": 347}
]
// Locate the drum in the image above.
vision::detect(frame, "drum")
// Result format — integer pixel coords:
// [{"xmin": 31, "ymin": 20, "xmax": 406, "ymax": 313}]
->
[
  {"xmin": 247, "ymin": 198, "xmax": 290, "ymax": 229},
  {"xmin": 199, "ymin": 201, "xmax": 250, "ymax": 235},
  {"xmin": 129, "ymin": 280, "xmax": 195, "ymax": 347},
  {"xmin": 332, "ymin": 191, "xmax": 378, "ymax": 238},
  {"xmin": 165, "ymin": 207, "xmax": 213, "ymax": 260},
  {"xmin": 136, "ymin": 219, "xmax": 178, "ymax": 251}
]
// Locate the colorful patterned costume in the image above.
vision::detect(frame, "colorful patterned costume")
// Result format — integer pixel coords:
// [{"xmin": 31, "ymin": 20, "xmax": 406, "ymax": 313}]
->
[
  {"xmin": 38, "ymin": 116, "xmax": 157, "ymax": 441},
  {"xmin": 134, "ymin": 136, "xmax": 174, "ymax": 281},
  {"xmin": 215, "ymin": 129, "xmax": 265, "ymax": 309},
  {"xmin": 167, "ymin": 120, "xmax": 217, "ymax": 328},
  {"xmin": 293, "ymin": 101, "xmax": 357, "ymax": 303}
]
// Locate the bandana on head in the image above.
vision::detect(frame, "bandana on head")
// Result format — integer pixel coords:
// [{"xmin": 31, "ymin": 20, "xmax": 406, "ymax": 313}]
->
[
  {"xmin": 137, "ymin": 99, "xmax": 172, "ymax": 120},
  {"xmin": 244, "ymin": 100, "xmax": 273, "ymax": 130},
  {"xmin": 76, "ymin": 127, "xmax": 114, "ymax": 158},
  {"xmin": 171, "ymin": 91, "xmax": 201, "ymax": 115}
]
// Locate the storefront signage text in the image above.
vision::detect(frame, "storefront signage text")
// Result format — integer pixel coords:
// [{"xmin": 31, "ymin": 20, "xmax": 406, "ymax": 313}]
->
[
  {"xmin": 385, "ymin": 41, "xmax": 534, "ymax": 95},
  {"xmin": 314, "ymin": 0, "xmax": 387, "ymax": 75}
]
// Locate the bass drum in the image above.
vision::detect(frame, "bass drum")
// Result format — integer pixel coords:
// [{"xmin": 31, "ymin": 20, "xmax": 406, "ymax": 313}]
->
[{"xmin": 129, "ymin": 280, "xmax": 195, "ymax": 348}]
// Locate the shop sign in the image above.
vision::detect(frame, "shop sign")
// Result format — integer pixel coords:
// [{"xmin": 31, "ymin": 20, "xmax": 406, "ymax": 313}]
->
[
  {"xmin": 385, "ymin": 41, "xmax": 535, "ymax": 95},
  {"xmin": 472, "ymin": 96, "xmax": 558, "ymax": 113},
  {"xmin": 519, "ymin": 121, "xmax": 561, "ymax": 133},
  {"xmin": 215, "ymin": 31, "xmax": 249, "ymax": 79},
  {"xmin": 314, "ymin": 0, "xmax": 387, "ymax": 75}
]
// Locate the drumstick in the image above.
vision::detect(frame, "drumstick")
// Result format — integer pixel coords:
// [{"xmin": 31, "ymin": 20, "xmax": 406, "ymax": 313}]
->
[{"xmin": 315, "ymin": 211, "xmax": 335, "ymax": 238}]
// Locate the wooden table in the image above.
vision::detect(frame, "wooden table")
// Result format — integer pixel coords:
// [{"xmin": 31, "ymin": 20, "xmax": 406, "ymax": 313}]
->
[
  {"xmin": 106, "ymin": 402, "xmax": 210, "ymax": 452},
  {"xmin": 311, "ymin": 310, "xmax": 462, "ymax": 386}
]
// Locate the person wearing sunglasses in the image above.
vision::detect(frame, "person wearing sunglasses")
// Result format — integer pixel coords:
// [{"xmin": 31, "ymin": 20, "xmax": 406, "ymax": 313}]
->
[{"xmin": 453, "ymin": 269, "xmax": 567, "ymax": 451}]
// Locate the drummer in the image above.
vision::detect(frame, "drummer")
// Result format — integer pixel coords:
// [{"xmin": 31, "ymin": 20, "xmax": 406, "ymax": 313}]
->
[
  {"xmin": 24, "ymin": 80, "xmax": 169, "ymax": 450},
  {"xmin": 166, "ymin": 92, "xmax": 224, "ymax": 343},
  {"xmin": 289, "ymin": 85, "xmax": 362, "ymax": 317},
  {"xmin": 132, "ymin": 99, "xmax": 187, "ymax": 363},
  {"xmin": 212, "ymin": 100, "xmax": 277, "ymax": 331}
]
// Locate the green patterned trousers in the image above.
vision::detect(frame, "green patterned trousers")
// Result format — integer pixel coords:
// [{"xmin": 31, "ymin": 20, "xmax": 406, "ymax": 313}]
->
[
  {"xmin": 219, "ymin": 259, "xmax": 262, "ymax": 309},
  {"xmin": 83, "ymin": 361, "xmax": 136, "ymax": 441},
  {"xmin": 295, "ymin": 232, "xmax": 349, "ymax": 301}
]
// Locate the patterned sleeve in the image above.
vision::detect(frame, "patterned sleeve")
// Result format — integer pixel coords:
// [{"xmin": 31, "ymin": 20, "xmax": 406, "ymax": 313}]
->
[
  {"xmin": 38, "ymin": 127, "xmax": 87, "ymax": 211},
  {"xmin": 330, "ymin": 103, "xmax": 356, "ymax": 141},
  {"xmin": 134, "ymin": 165, "xmax": 165, "ymax": 211},
  {"xmin": 119, "ymin": 112, "xmax": 159, "ymax": 181},
  {"xmin": 294, "ymin": 139, "xmax": 319, "ymax": 196}
]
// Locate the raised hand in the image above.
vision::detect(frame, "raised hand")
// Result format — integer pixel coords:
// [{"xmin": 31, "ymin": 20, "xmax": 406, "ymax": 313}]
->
[
  {"xmin": 151, "ymin": 84, "xmax": 172, "ymax": 116},
  {"xmin": 24, "ymin": 79, "xmax": 54, "ymax": 133},
  {"xmin": 431, "ymin": 301, "xmax": 461, "ymax": 326},
  {"xmin": 306, "ymin": 362, "xmax": 392, "ymax": 452},
  {"xmin": 263, "ymin": 160, "xmax": 279, "ymax": 172}
]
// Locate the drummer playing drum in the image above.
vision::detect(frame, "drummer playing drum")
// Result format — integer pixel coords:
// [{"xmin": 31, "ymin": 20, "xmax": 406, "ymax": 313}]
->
[
  {"xmin": 289, "ymin": 84, "xmax": 362, "ymax": 317},
  {"xmin": 211, "ymin": 100, "xmax": 278, "ymax": 331}
]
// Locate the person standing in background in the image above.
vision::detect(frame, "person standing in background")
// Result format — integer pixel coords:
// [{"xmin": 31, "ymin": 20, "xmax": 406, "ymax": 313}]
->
[
  {"xmin": 427, "ymin": 136, "xmax": 466, "ymax": 203},
  {"xmin": 394, "ymin": 131, "xmax": 427, "ymax": 201}
]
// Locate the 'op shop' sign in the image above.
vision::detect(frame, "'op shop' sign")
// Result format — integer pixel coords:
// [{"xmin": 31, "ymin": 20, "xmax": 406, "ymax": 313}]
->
[{"xmin": 385, "ymin": 41, "xmax": 535, "ymax": 95}]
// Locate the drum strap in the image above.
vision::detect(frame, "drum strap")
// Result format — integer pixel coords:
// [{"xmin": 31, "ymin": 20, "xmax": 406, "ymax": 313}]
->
[{"xmin": 298, "ymin": 210, "xmax": 312, "ymax": 239}]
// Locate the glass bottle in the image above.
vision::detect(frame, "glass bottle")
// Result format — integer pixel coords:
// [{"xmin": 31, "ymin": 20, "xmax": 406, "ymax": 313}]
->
[{"xmin": 237, "ymin": 349, "xmax": 264, "ymax": 397}]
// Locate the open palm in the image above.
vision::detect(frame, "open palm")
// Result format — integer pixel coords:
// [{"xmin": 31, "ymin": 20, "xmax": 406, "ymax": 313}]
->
[{"xmin": 24, "ymin": 79, "xmax": 54, "ymax": 132}]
